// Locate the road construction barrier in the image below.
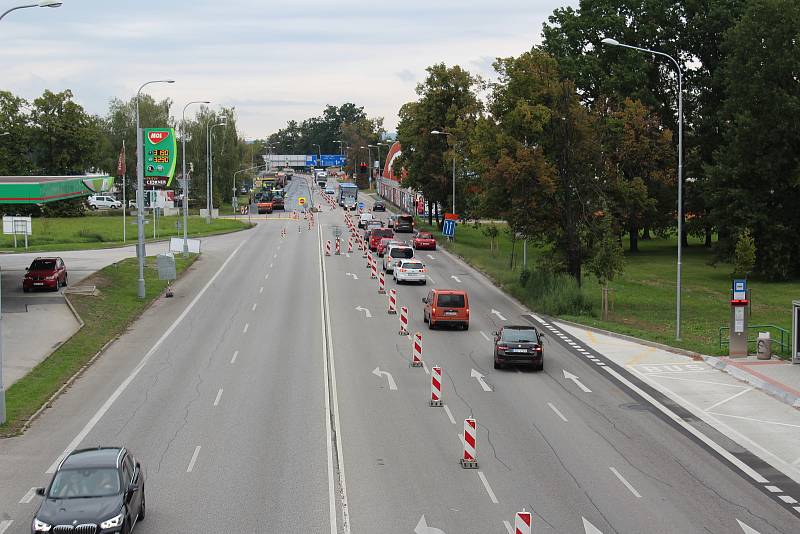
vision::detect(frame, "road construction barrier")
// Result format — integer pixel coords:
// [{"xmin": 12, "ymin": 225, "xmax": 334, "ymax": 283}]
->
[
  {"xmin": 461, "ymin": 418, "xmax": 478, "ymax": 468},
  {"xmin": 514, "ymin": 511, "xmax": 532, "ymax": 534},
  {"xmin": 388, "ymin": 289, "xmax": 397, "ymax": 314},
  {"xmin": 362, "ymin": 239, "xmax": 368, "ymax": 258},
  {"xmin": 430, "ymin": 366, "xmax": 442, "ymax": 406},
  {"xmin": 411, "ymin": 332, "xmax": 423, "ymax": 367},
  {"xmin": 378, "ymin": 271, "xmax": 386, "ymax": 294},
  {"xmin": 371, "ymin": 259, "xmax": 378, "ymax": 280},
  {"xmin": 399, "ymin": 306, "xmax": 409, "ymax": 335},
  {"xmin": 335, "ymin": 238, "xmax": 341, "ymax": 255},
  {"xmin": 325, "ymin": 240, "xmax": 331, "ymax": 256},
  {"xmin": 347, "ymin": 238, "xmax": 353, "ymax": 253}
]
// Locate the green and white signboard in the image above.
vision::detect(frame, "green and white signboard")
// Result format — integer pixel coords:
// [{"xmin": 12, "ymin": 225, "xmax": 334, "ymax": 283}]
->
[{"xmin": 143, "ymin": 128, "xmax": 177, "ymax": 188}]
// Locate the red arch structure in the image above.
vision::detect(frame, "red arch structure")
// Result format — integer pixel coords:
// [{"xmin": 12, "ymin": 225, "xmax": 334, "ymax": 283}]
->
[{"xmin": 378, "ymin": 141, "xmax": 427, "ymax": 215}]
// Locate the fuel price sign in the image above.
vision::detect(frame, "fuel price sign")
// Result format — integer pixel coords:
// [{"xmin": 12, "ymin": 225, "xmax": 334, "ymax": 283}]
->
[{"xmin": 143, "ymin": 128, "xmax": 177, "ymax": 187}]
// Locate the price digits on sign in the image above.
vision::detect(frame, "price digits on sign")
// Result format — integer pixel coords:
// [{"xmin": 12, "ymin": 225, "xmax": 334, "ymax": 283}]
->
[{"xmin": 150, "ymin": 149, "xmax": 170, "ymax": 163}]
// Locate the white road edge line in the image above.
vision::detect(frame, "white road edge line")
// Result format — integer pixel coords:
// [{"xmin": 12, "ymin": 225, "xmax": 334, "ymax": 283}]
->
[
  {"xmin": 230, "ymin": 350, "xmax": 238, "ymax": 364},
  {"xmin": 477, "ymin": 471, "xmax": 500, "ymax": 504},
  {"xmin": 19, "ymin": 486, "xmax": 36, "ymax": 504},
  {"xmin": 548, "ymin": 402, "xmax": 569, "ymax": 422},
  {"xmin": 480, "ymin": 331, "xmax": 491, "ymax": 342},
  {"xmin": 610, "ymin": 466, "xmax": 642, "ymax": 498},
  {"xmin": 46, "ymin": 237, "xmax": 251, "ymax": 474},
  {"xmin": 603, "ymin": 366, "xmax": 769, "ymax": 484},
  {"xmin": 704, "ymin": 387, "xmax": 752, "ymax": 412},
  {"xmin": 443, "ymin": 404, "xmax": 457, "ymax": 425},
  {"xmin": 186, "ymin": 445, "xmax": 201, "ymax": 472},
  {"xmin": 0, "ymin": 520, "xmax": 13, "ymax": 534},
  {"xmin": 213, "ymin": 388, "xmax": 223, "ymax": 407},
  {"xmin": 318, "ymin": 224, "xmax": 350, "ymax": 534}
]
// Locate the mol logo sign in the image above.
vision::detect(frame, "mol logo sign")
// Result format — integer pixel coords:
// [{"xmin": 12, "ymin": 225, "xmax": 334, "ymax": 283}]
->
[
  {"xmin": 147, "ymin": 130, "xmax": 170, "ymax": 144},
  {"xmin": 143, "ymin": 128, "xmax": 177, "ymax": 188}
]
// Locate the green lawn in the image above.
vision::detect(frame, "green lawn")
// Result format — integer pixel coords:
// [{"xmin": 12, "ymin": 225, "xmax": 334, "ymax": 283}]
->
[
  {"xmin": 0, "ymin": 254, "xmax": 196, "ymax": 436},
  {"xmin": 417, "ymin": 219, "xmax": 798, "ymax": 358},
  {"xmin": 0, "ymin": 214, "xmax": 251, "ymax": 252}
]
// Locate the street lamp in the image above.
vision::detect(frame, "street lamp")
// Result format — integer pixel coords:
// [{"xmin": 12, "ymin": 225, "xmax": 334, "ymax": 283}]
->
[
  {"xmin": 181, "ymin": 100, "xmax": 210, "ymax": 253},
  {"xmin": 335, "ymin": 140, "xmax": 343, "ymax": 156},
  {"xmin": 0, "ymin": 1, "xmax": 61, "ymax": 23},
  {"xmin": 205, "ymin": 116, "xmax": 227, "ymax": 223},
  {"xmin": 361, "ymin": 145, "xmax": 374, "ymax": 190},
  {"xmin": 135, "ymin": 79, "xmax": 174, "ymax": 299},
  {"xmin": 601, "ymin": 36, "xmax": 684, "ymax": 340},
  {"xmin": 312, "ymin": 143, "xmax": 322, "ymax": 167},
  {"xmin": 431, "ymin": 130, "xmax": 456, "ymax": 214}
]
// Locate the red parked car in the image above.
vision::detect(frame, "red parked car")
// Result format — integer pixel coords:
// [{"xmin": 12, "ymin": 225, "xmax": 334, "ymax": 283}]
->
[
  {"xmin": 413, "ymin": 231, "xmax": 437, "ymax": 250},
  {"xmin": 23, "ymin": 257, "xmax": 68, "ymax": 292}
]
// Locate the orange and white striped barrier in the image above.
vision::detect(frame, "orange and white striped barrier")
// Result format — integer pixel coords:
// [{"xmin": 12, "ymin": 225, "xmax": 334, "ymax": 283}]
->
[
  {"xmin": 362, "ymin": 238, "xmax": 368, "ymax": 258},
  {"xmin": 335, "ymin": 238, "xmax": 341, "ymax": 255},
  {"xmin": 325, "ymin": 240, "xmax": 331, "ymax": 256},
  {"xmin": 514, "ymin": 511, "xmax": 532, "ymax": 534},
  {"xmin": 388, "ymin": 289, "xmax": 397, "ymax": 314},
  {"xmin": 399, "ymin": 306, "xmax": 409, "ymax": 335},
  {"xmin": 347, "ymin": 238, "xmax": 353, "ymax": 253},
  {"xmin": 461, "ymin": 418, "xmax": 478, "ymax": 468},
  {"xmin": 378, "ymin": 271, "xmax": 386, "ymax": 294},
  {"xmin": 430, "ymin": 366, "xmax": 442, "ymax": 406},
  {"xmin": 371, "ymin": 259, "xmax": 378, "ymax": 280},
  {"xmin": 411, "ymin": 332, "xmax": 423, "ymax": 367}
]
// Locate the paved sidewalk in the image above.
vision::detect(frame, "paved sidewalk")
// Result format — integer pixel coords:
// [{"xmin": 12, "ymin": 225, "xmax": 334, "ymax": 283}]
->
[{"xmin": 554, "ymin": 320, "xmax": 800, "ymax": 484}]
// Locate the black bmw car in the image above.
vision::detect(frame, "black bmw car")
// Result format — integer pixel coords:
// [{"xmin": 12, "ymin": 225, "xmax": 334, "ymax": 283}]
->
[
  {"xmin": 32, "ymin": 447, "xmax": 146, "ymax": 534},
  {"xmin": 493, "ymin": 325, "xmax": 544, "ymax": 370}
]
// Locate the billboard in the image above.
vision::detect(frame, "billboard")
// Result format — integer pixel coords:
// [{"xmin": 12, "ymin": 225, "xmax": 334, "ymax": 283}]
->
[{"xmin": 143, "ymin": 128, "xmax": 177, "ymax": 187}]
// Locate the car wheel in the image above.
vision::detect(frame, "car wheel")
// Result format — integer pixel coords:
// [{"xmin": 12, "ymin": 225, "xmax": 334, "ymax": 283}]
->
[
  {"xmin": 90, "ymin": 205, "xmax": 97, "ymax": 210},
  {"xmin": 138, "ymin": 488, "xmax": 146, "ymax": 521},
  {"xmin": 423, "ymin": 313, "xmax": 428, "ymax": 323},
  {"xmin": 429, "ymin": 320, "xmax": 435, "ymax": 330},
  {"xmin": 421, "ymin": 280, "xmax": 427, "ymax": 285},
  {"xmin": 494, "ymin": 359, "xmax": 501, "ymax": 370},
  {"xmin": 463, "ymin": 322, "xmax": 469, "ymax": 331},
  {"xmin": 23, "ymin": 287, "xmax": 30, "ymax": 293},
  {"xmin": 536, "ymin": 361, "xmax": 544, "ymax": 372}
]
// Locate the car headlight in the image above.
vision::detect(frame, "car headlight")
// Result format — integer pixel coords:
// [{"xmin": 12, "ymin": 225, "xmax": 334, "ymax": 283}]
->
[
  {"xmin": 100, "ymin": 512, "xmax": 124, "ymax": 529},
  {"xmin": 32, "ymin": 518, "xmax": 52, "ymax": 531}
]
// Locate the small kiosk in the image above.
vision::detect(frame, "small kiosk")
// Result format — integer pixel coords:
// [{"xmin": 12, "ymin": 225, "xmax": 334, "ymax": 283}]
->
[{"xmin": 729, "ymin": 279, "xmax": 750, "ymax": 357}]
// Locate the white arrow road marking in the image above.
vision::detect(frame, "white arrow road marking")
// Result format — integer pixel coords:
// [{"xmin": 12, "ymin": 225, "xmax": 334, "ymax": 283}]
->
[
  {"xmin": 0, "ymin": 520, "xmax": 13, "ymax": 534},
  {"xmin": 415, "ymin": 515, "xmax": 446, "ymax": 534},
  {"xmin": 563, "ymin": 369, "xmax": 592, "ymax": 393},
  {"xmin": 491, "ymin": 309, "xmax": 507, "ymax": 321},
  {"xmin": 355, "ymin": 306, "xmax": 372, "ymax": 318},
  {"xmin": 736, "ymin": 520, "xmax": 762, "ymax": 534},
  {"xmin": 470, "ymin": 369, "xmax": 492, "ymax": 391},
  {"xmin": 346, "ymin": 272, "xmax": 359, "ymax": 280},
  {"xmin": 372, "ymin": 367, "xmax": 397, "ymax": 390},
  {"xmin": 19, "ymin": 487, "xmax": 36, "ymax": 504},
  {"xmin": 187, "ymin": 445, "xmax": 201, "ymax": 472},
  {"xmin": 582, "ymin": 517, "xmax": 604, "ymax": 534},
  {"xmin": 610, "ymin": 467, "xmax": 641, "ymax": 498},
  {"xmin": 451, "ymin": 275, "xmax": 462, "ymax": 283},
  {"xmin": 480, "ymin": 331, "xmax": 492, "ymax": 342},
  {"xmin": 427, "ymin": 254, "xmax": 435, "ymax": 259}
]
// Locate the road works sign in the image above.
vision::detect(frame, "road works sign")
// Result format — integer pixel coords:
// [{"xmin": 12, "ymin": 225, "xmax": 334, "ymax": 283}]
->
[
  {"xmin": 298, "ymin": 197, "xmax": 306, "ymax": 206},
  {"xmin": 143, "ymin": 128, "xmax": 177, "ymax": 187},
  {"xmin": 442, "ymin": 219, "xmax": 456, "ymax": 237}
]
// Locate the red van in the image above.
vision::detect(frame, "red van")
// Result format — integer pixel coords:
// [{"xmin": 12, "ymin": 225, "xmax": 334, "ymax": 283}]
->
[{"xmin": 422, "ymin": 289, "xmax": 469, "ymax": 330}]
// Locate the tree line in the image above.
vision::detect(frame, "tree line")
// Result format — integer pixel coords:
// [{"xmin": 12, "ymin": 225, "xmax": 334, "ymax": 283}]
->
[{"xmin": 395, "ymin": 0, "xmax": 800, "ymax": 282}]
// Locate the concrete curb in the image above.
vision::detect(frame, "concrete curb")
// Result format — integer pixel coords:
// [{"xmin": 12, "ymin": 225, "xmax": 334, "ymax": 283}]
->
[{"xmin": 703, "ymin": 355, "xmax": 800, "ymax": 409}]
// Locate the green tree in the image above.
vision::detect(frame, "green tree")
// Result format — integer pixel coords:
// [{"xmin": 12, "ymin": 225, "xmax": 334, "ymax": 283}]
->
[
  {"xmin": 732, "ymin": 228, "xmax": 755, "ymax": 278},
  {"xmin": 0, "ymin": 91, "xmax": 32, "ymax": 175}
]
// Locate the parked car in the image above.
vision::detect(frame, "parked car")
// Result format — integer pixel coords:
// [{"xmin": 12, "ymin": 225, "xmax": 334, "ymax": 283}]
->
[
  {"xmin": 31, "ymin": 447, "xmax": 146, "ymax": 534},
  {"xmin": 413, "ymin": 231, "xmax": 437, "ymax": 250},
  {"xmin": 88, "ymin": 195, "xmax": 122, "ymax": 210},
  {"xmin": 373, "ymin": 200, "xmax": 386, "ymax": 212},
  {"xmin": 493, "ymin": 325, "xmax": 544, "ymax": 370},
  {"xmin": 358, "ymin": 212, "xmax": 375, "ymax": 229},
  {"xmin": 423, "ymin": 289, "xmax": 470, "ymax": 330},
  {"xmin": 23, "ymin": 257, "xmax": 67, "ymax": 292},
  {"xmin": 394, "ymin": 258, "xmax": 427, "ymax": 284},
  {"xmin": 383, "ymin": 244, "xmax": 414, "ymax": 273},
  {"xmin": 369, "ymin": 228, "xmax": 395, "ymax": 251}
]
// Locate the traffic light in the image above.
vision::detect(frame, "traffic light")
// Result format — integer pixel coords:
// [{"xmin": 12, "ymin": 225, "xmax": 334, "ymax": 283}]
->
[{"xmin": 359, "ymin": 162, "xmax": 368, "ymax": 175}]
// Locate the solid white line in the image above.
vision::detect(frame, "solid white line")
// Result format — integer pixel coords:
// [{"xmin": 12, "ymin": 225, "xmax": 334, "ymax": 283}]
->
[
  {"xmin": 503, "ymin": 520, "xmax": 513, "ymax": 534},
  {"xmin": 243, "ymin": 323, "xmax": 249, "ymax": 333},
  {"xmin": 603, "ymin": 366, "xmax": 769, "ymax": 484},
  {"xmin": 0, "ymin": 520, "xmax": 12, "ymax": 534},
  {"xmin": 186, "ymin": 445, "xmax": 201, "ymax": 472},
  {"xmin": 704, "ymin": 387, "xmax": 752, "ymax": 412},
  {"xmin": 529, "ymin": 313, "xmax": 545, "ymax": 323},
  {"xmin": 213, "ymin": 388, "xmax": 223, "ymax": 406},
  {"xmin": 19, "ymin": 486, "xmax": 36, "ymax": 504},
  {"xmin": 46, "ymin": 237, "xmax": 250, "ymax": 474},
  {"xmin": 480, "ymin": 331, "xmax": 491, "ymax": 342},
  {"xmin": 478, "ymin": 471, "xmax": 499, "ymax": 504},
  {"xmin": 230, "ymin": 350, "xmax": 238, "ymax": 364},
  {"xmin": 548, "ymin": 402, "xmax": 569, "ymax": 422},
  {"xmin": 610, "ymin": 467, "xmax": 641, "ymax": 498},
  {"xmin": 259, "ymin": 286, "xmax": 264, "ymax": 293},
  {"xmin": 443, "ymin": 404, "xmax": 457, "ymax": 425},
  {"xmin": 705, "ymin": 411, "xmax": 800, "ymax": 429},
  {"xmin": 252, "ymin": 303, "xmax": 258, "ymax": 311}
]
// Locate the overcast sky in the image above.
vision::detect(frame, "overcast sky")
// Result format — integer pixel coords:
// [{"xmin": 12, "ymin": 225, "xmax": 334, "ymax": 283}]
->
[{"xmin": 0, "ymin": 0, "xmax": 576, "ymax": 140}]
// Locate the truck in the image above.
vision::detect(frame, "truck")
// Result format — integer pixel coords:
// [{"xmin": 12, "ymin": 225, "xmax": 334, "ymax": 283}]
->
[{"xmin": 338, "ymin": 182, "xmax": 359, "ymax": 209}]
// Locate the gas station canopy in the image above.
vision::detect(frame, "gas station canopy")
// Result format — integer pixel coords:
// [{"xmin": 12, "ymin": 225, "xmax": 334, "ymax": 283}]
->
[{"xmin": 0, "ymin": 175, "xmax": 113, "ymax": 204}]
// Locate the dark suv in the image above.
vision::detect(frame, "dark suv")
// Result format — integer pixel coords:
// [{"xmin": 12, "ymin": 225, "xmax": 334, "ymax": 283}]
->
[
  {"xmin": 32, "ymin": 447, "xmax": 146, "ymax": 534},
  {"xmin": 493, "ymin": 325, "xmax": 544, "ymax": 370}
]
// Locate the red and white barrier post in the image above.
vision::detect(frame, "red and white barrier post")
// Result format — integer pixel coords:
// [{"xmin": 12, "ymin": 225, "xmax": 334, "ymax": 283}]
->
[
  {"xmin": 411, "ymin": 332, "xmax": 423, "ymax": 367},
  {"xmin": 430, "ymin": 365, "xmax": 443, "ymax": 406},
  {"xmin": 460, "ymin": 418, "xmax": 478, "ymax": 468},
  {"xmin": 371, "ymin": 258, "xmax": 378, "ymax": 279},
  {"xmin": 399, "ymin": 306, "xmax": 409, "ymax": 335},
  {"xmin": 514, "ymin": 511, "xmax": 532, "ymax": 534},
  {"xmin": 325, "ymin": 240, "xmax": 331, "ymax": 256},
  {"xmin": 388, "ymin": 289, "xmax": 397, "ymax": 314},
  {"xmin": 362, "ymin": 238, "xmax": 368, "ymax": 258},
  {"xmin": 335, "ymin": 238, "xmax": 341, "ymax": 255},
  {"xmin": 378, "ymin": 271, "xmax": 386, "ymax": 294},
  {"xmin": 347, "ymin": 238, "xmax": 353, "ymax": 253}
]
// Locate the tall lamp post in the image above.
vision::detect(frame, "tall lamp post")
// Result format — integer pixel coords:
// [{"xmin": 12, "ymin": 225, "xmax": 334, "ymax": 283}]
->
[
  {"xmin": 601, "ymin": 37, "xmax": 684, "ymax": 340},
  {"xmin": 361, "ymin": 146, "xmax": 373, "ymax": 190},
  {"xmin": 0, "ymin": 1, "xmax": 61, "ymax": 22},
  {"xmin": 205, "ymin": 117, "xmax": 227, "ymax": 223},
  {"xmin": 136, "ymin": 79, "xmax": 175, "ymax": 299},
  {"xmin": 431, "ymin": 130, "xmax": 455, "ymax": 214},
  {"xmin": 181, "ymin": 100, "xmax": 209, "ymax": 253},
  {"xmin": 312, "ymin": 143, "xmax": 322, "ymax": 168}
]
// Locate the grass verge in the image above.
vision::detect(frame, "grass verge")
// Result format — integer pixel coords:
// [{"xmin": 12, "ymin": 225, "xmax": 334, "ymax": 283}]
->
[
  {"xmin": 0, "ymin": 254, "xmax": 197, "ymax": 436},
  {"xmin": 0, "ymin": 215, "xmax": 251, "ymax": 253}
]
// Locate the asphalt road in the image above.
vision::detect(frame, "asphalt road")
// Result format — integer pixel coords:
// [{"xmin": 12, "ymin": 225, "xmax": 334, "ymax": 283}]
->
[{"xmin": 0, "ymin": 176, "xmax": 797, "ymax": 533}]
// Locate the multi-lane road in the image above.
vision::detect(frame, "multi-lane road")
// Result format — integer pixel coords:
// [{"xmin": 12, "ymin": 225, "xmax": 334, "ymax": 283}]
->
[{"xmin": 0, "ymin": 176, "xmax": 797, "ymax": 533}]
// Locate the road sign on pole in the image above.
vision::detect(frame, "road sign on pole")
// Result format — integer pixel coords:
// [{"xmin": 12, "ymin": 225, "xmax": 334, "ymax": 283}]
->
[{"xmin": 442, "ymin": 219, "xmax": 456, "ymax": 238}]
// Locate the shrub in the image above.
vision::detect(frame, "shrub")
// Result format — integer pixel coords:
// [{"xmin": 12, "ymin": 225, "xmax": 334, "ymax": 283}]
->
[
  {"xmin": 733, "ymin": 228, "xmax": 755, "ymax": 278},
  {"xmin": 518, "ymin": 269, "xmax": 594, "ymax": 316}
]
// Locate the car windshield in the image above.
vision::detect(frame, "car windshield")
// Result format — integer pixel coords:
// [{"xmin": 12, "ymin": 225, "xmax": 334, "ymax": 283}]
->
[
  {"xmin": 402, "ymin": 262, "xmax": 424, "ymax": 270},
  {"xmin": 374, "ymin": 229, "xmax": 393, "ymax": 238},
  {"xmin": 417, "ymin": 233, "xmax": 432, "ymax": 239},
  {"xmin": 397, "ymin": 216, "xmax": 414, "ymax": 225},
  {"xmin": 436, "ymin": 293, "xmax": 465, "ymax": 307},
  {"xmin": 49, "ymin": 468, "xmax": 120, "ymax": 498},
  {"xmin": 501, "ymin": 328, "xmax": 539, "ymax": 343},
  {"xmin": 390, "ymin": 248, "xmax": 413, "ymax": 258},
  {"xmin": 30, "ymin": 260, "xmax": 56, "ymax": 270}
]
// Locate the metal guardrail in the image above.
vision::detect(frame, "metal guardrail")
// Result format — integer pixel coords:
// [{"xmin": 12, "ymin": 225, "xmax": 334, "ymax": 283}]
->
[{"xmin": 718, "ymin": 324, "xmax": 790, "ymax": 356}]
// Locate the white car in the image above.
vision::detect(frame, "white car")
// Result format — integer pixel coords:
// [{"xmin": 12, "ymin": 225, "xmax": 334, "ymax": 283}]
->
[
  {"xmin": 87, "ymin": 195, "xmax": 122, "ymax": 210},
  {"xmin": 394, "ymin": 258, "xmax": 427, "ymax": 284},
  {"xmin": 383, "ymin": 244, "xmax": 414, "ymax": 273},
  {"xmin": 358, "ymin": 212, "xmax": 374, "ymax": 229},
  {"xmin": 324, "ymin": 187, "xmax": 336, "ymax": 195}
]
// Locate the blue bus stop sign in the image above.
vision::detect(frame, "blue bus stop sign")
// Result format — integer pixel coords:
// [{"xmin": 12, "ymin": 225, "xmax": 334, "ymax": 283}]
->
[
  {"xmin": 443, "ymin": 219, "xmax": 456, "ymax": 237},
  {"xmin": 358, "ymin": 201, "xmax": 365, "ymax": 210}
]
